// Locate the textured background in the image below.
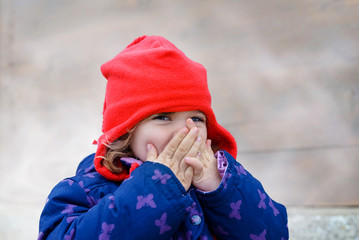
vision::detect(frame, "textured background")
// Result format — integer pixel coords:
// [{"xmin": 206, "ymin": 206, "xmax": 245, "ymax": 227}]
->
[{"xmin": 1, "ymin": 0, "xmax": 358, "ymax": 239}]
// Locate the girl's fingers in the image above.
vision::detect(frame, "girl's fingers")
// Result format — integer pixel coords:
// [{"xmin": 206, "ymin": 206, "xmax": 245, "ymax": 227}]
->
[
  {"xmin": 184, "ymin": 157, "xmax": 204, "ymax": 179},
  {"xmin": 172, "ymin": 126, "xmax": 199, "ymax": 161},
  {"xmin": 146, "ymin": 144, "xmax": 158, "ymax": 162},
  {"xmin": 206, "ymin": 139, "xmax": 212, "ymax": 152},
  {"xmin": 162, "ymin": 118, "xmax": 199, "ymax": 162},
  {"xmin": 186, "ymin": 136, "xmax": 202, "ymax": 158},
  {"xmin": 201, "ymin": 139, "xmax": 212, "ymax": 153},
  {"xmin": 207, "ymin": 139, "xmax": 215, "ymax": 156},
  {"xmin": 186, "ymin": 118, "xmax": 196, "ymax": 130},
  {"xmin": 198, "ymin": 139, "xmax": 215, "ymax": 168},
  {"xmin": 179, "ymin": 134, "xmax": 202, "ymax": 173},
  {"xmin": 184, "ymin": 165, "xmax": 194, "ymax": 180},
  {"xmin": 160, "ymin": 127, "xmax": 189, "ymax": 159}
]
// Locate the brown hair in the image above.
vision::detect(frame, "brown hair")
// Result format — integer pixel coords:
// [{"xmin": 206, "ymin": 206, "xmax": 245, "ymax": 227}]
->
[{"xmin": 102, "ymin": 128, "xmax": 136, "ymax": 174}]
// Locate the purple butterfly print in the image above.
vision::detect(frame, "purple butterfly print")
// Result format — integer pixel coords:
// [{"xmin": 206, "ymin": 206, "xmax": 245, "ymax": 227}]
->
[
  {"xmin": 269, "ymin": 199, "xmax": 280, "ymax": 216},
  {"xmin": 64, "ymin": 228, "xmax": 75, "ymax": 240},
  {"xmin": 84, "ymin": 164, "xmax": 94, "ymax": 173},
  {"xmin": 250, "ymin": 229, "xmax": 266, "ymax": 240},
  {"xmin": 61, "ymin": 204, "xmax": 76, "ymax": 214},
  {"xmin": 258, "ymin": 189, "xmax": 267, "ymax": 209},
  {"xmin": 235, "ymin": 165, "xmax": 247, "ymax": 176},
  {"xmin": 152, "ymin": 169, "xmax": 171, "ymax": 184},
  {"xmin": 62, "ymin": 179, "xmax": 74, "ymax": 186},
  {"xmin": 229, "ymin": 200, "xmax": 242, "ymax": 220},
  {"xmin": 87, "ymin": 195, "xmax": 100, "ymax": 206},
  {"xmin": 84, "ymin": 172, "xmax": 96, "ymax": 178},
  {"xmin": 78, "ymin": 181, "xmax": 90, "ymax": 193},
  {"xmin": 155, "ymin": 213, "xmax": 172, "ymax": 235},
  {"xmin": 186, "ymin": 202, "xmax": 200, "ymax": 217},
  {"xmin": 66, "ymin": 215, "xmax": 78, "ymax": 224},
  {"xmin": 136, "ymin": 194, "xmax": 157, "ymax": 209},
  {"xmin": 99, "ymin": 222, "xmax": 115, "ymax": 240},
  {"xmin": 108, "ymin": 195, "xmax": 115, "ymax": 209},
  {"xmin": 222, "ymin": 172, "xmax": 232, "ymax": 189},
  {"xmin": 215, "ymin": 225, "xmax": 229, "ymax": 236},
  {"xmin": 37, "ymin": 232, "xmax": 44, "ymax": 240},
  {"xmin": 201, "ymin": 236, "xmax": 208, "ymax": 240}
]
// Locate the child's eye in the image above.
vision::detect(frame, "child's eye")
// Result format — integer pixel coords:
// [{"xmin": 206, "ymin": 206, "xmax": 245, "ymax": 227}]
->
[
  {"xmin": 191, "ymin": 117, "xmax": 204, "ymax": 122},
  {"xmin": 153, "ymin": 114, "xmax": 171, "ymax": 121}
]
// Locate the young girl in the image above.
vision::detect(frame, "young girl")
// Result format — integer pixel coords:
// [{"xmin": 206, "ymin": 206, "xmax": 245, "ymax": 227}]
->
[{"xmin": 38, "ymin": 35, "xmax": 289, "ymax": 240}]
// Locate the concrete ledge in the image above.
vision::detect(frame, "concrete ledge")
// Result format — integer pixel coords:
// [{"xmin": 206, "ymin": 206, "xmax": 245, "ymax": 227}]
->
[{"xmin": 288, "ymin": 207, "xmax": 359, "ymax": 240}]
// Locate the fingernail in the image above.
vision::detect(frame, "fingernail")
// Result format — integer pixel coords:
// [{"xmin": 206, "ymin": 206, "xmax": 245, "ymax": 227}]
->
[
  {"xmin": 147, "ymin": 144, "xmax": 152, "ymax": 151},
  {"xmin": 181, "ymin": 128, "xmax": 189, "ymax": 133},
  {"xmin": 193, "ymin": 127, "xmax": 199, "ymax": 133},
  {"xmin": 196, "ymin": 136, "xmax": 202, "ymax": 142}
]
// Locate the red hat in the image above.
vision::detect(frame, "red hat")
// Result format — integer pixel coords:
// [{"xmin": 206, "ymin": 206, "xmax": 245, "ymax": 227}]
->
[{"xmin": 94, "ymin": 35, "xmax": 237, "ymax": 181}]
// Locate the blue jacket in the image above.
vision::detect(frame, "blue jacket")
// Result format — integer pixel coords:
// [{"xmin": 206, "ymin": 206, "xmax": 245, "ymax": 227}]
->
[{"xmin": 38, "ymin": 151, "xmax": 289, "ymax": 239}]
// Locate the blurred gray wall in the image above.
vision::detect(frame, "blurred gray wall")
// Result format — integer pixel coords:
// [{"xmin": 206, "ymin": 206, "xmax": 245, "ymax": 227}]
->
[{"xmin": 0, "ymin": 0, "xmax": 358, "ymax": 239}]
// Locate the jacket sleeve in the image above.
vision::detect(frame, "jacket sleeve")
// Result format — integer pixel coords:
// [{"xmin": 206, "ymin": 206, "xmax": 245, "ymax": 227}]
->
[
  {"xmin": 196, "ymin": 151, "xmax": 289, "ymax": 240},
  {"xmin": 38, "ymin": 161, "xmax": 193, "ymax": 240}
]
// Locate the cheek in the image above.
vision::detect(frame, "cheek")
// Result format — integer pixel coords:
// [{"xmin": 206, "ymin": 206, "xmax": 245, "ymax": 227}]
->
[
  {"xmin": 131, "ymin": 130, "xmax": 172, "ymax": 161},
  {"xmin": 148, "ymin": 134, "xmax": 172, "ymax": 155},
  {"xmin": 130, "ymin": 135, "xmax": 146, "ymax": 161}
]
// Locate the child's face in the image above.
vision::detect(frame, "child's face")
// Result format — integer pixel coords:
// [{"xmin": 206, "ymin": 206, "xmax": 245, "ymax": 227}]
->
[{"xmin": 130, "ymin": 111, "xmax": 207, "ymax": 161}]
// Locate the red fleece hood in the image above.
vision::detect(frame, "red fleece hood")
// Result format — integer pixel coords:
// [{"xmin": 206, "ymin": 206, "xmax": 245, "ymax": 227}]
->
[{"xmin": 94, "ymin": 35, "xmax": 237, "ymax": 181}]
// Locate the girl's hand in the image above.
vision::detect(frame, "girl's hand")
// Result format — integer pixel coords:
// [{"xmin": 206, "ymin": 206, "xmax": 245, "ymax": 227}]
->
[
  {"xmin": 184, "ymin": 121, "xmax": 221, "ymax": 192},
  {"xmin": 146, "ymin": 125, "xmax": 202, "ymax": 191}
]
